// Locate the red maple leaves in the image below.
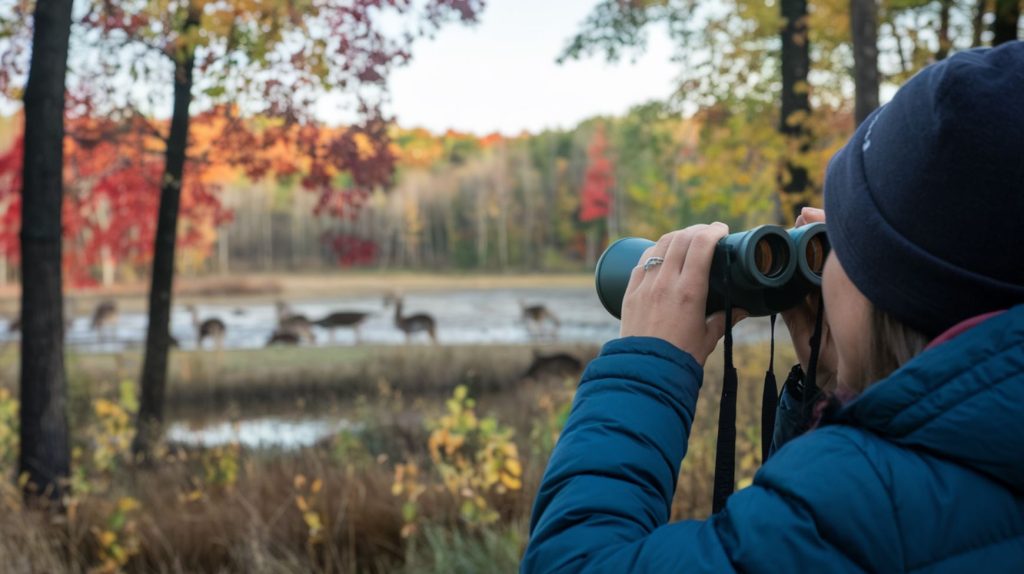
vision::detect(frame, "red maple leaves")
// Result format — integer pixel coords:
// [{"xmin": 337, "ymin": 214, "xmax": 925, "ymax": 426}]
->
[
  {"xmin": 580, "ymin": 126, "xmax": 614, "ymax": 223},
  {"xmin": 0, "ymin": 118, "xmax": 230, "ymax": 286}
]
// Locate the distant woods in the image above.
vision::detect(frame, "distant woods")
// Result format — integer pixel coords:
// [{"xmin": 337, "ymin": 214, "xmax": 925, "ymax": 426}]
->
[{"xmin": 213, "ymin": 105, "xmax": 746, "ymax": 274}]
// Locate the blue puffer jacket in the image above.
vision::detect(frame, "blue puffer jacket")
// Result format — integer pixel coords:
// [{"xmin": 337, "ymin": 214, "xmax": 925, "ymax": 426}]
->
[{"xmin": 523, "ymin": 305, "xmax": 1024, "ymax": 573}]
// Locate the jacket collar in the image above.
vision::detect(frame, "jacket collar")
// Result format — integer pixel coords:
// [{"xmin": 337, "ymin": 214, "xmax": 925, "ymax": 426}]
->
[{"xmin": 834, "ymin": 305, "xmax": 1024, "ymax": 491}]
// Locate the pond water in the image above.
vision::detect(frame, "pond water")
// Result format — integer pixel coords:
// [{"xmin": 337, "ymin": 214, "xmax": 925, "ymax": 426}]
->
[
  {"xmin": 1, "ymin": 286, "xmax": 775, "ymax": 353},
  {"xmin": 165, "ymin": 416, "xmax": 363, "ymax": 450}
]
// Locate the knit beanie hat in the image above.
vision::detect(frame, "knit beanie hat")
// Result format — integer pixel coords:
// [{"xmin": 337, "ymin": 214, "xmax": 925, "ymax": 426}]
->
[{"xmin": 824, "ymin": 41, "xmax": 1024, "ymax": 338}]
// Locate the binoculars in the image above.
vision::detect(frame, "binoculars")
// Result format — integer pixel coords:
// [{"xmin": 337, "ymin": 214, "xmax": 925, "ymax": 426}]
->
[{"xmin": 595, "ymin": 223, "xmax": 829, "ymax": 318}]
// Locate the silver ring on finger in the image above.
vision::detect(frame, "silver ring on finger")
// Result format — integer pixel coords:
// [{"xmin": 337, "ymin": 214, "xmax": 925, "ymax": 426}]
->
[{"xmin": 642, "ymin": 256, "xmax": 665, "ymax": 272}]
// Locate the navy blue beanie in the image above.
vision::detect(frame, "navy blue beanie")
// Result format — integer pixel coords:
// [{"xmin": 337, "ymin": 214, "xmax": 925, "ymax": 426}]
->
[{"xmin": 824, "ymin": 41, "xmax": 1024, "ymax": 338}]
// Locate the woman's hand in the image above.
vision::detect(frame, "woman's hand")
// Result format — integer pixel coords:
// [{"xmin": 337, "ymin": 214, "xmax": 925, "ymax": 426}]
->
[
  {"xmin": 619, "ymin": 223, "xmax": 742, "ymax": 366},
  {"xmin": 781, "ymin": 207, "xmax": 838, "ymax": 389}
]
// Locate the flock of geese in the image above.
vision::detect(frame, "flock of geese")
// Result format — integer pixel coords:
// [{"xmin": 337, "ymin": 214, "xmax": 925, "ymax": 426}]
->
[{"xmin": 6, "ymin": 296, "xmax": 563, "ymax": 351}]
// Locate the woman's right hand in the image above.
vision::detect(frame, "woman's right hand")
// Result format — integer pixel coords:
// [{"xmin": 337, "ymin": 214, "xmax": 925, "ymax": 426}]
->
[{"xmin": 781, "ymin": 207, "xmax": 838, "ymax": 390}]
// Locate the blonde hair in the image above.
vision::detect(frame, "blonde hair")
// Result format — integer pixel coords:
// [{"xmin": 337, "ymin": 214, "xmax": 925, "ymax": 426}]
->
[{"xmin": 846, "ymin": 307, "xmax": 930, "ymax": 395}]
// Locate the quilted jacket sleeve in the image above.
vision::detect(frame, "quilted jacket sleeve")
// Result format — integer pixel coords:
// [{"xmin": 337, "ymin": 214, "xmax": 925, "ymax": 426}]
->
[{"xmin": 521, "ymin": 337, "xmax": 898, "ymax": 574}]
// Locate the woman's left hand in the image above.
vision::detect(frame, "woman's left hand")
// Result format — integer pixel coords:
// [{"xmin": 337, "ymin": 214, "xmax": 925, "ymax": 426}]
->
[{"xmin": 619, "ymin": 223, "xmax": 742, "ymax": 366}]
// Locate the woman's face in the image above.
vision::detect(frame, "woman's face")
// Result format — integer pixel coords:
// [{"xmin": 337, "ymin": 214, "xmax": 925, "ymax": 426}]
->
[{"xmin": 821, "ymin": 252, "xmax": 872, "ymax": 389}]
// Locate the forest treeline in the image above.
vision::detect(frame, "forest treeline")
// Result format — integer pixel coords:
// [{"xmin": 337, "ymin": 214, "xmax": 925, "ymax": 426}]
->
[
  {"xmin": 0, "ymin": 101, "xmax": 840, "ymax": 279},
  {"xmin": 219, "ymin": 104, "xmax": 788, "ymax": 275}
]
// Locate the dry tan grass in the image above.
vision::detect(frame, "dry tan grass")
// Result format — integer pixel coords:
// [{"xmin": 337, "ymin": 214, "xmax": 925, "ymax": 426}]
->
[{"xmin": 0, "ymin": 339, "xmax": 792, "ymax": 573}]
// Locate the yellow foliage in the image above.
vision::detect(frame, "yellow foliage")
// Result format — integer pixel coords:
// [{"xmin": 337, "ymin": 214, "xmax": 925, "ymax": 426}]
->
[
  {"xmin": 293, "ymin": 472, "xmax": 327, "ymax": 546},
  {"xmin": 394, "ymin": 385, "xmax": 525, "ymax": 533}
]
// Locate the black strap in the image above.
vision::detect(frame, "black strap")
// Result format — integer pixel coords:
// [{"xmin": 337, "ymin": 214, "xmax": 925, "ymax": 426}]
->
[
  {"xmin": 761, "ymin": 314, "xmax": 778, "ymax": 463},
  {"xmin": 803, "ymin": 296, "xmax": 826, "ymax": 398},
  {"xmin": 712, "ymin": 252, "xmax": 737, "ymax": 514}
]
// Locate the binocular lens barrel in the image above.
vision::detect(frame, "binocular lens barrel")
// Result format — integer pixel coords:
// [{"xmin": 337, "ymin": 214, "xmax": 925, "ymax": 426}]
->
[
  {"xmin": 789, "ymin": 222, "xmax": 829, "ymax": 287},
  {"xmin": 805, "ymin": 234, "xmax": 827, "ymax": 275},
  {"xmin": 594, "ymin": 223, "xmax": 829, "ymax": 319},
  {"xmin": 753, "ymin": 233, "xmax": 789, "ymax": 279}
]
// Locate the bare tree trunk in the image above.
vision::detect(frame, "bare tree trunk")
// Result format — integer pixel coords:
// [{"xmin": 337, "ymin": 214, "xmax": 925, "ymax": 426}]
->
[
  {"xmin": 780, "ymin": 0, "xmax": 812, "ymax": 219},
  {"xmin": 19, "ymin": 0, "xmax": 72, "ymax": 504},
  {"xmin": 521, "ymin": 154, "xmax": 535, "ymax": 270},
  {"xmin": 851, "ymin": 0, "xmax": 880, "ymax": 125},
  {"xmin": 936, "ymin": 0, "xmax": 953, "ymax": 59},
  {"xmin": 133, "ymin": 5, "xmax": 199, "ymax": 461},
  {"xmin": 993, "ymin": 0, "xmax": 1021, "ymax": 45},
  {"xmin": 476, "ymin": 186, "xmax": 488, "ymax": 267},
  {"xmin": 585, "ymin": 225, "xmax": 599, "ymax": 269},
  {"xmin": 101, "ymin": 246, "xmax": 115, "ymax": 287},
  {"xmin": 973, "ymin": 0, "xmax": 988, "ymax": 46},
  {"xmin": 217, "ymin": 229, "xmax": 229, "ymax": 273},
  {"xmin": 498, "ymin": 209, "xmax": 509, "ymax": 270}
]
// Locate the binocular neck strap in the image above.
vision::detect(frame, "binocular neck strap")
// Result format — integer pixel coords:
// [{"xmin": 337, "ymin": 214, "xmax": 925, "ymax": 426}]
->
[
  {"xmin": 712, "ymin": 252, "xmax": 739, "ymax": 514},
  {"xmin": 804, "ymin": 295, "xmax": 826, "ymax": 396},
  {"xmin": 713, "ymin": 298, "xmax": 825, "ymax": 513},
  {"xmin": 761, "ymin": 315, "xmax": 778, "ymax": 464}
]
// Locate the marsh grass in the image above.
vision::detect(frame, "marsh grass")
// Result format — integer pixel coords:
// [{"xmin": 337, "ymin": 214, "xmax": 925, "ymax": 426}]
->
[{"xmin": 0, "ymin": 339, "xmax": 793, "ymax": 573}]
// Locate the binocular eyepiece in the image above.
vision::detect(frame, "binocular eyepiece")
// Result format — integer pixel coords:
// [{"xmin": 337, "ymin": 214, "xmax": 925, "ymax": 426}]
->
[{"xmin": 595, "ymin": 223, "xmax": 829, "ymax": 318}]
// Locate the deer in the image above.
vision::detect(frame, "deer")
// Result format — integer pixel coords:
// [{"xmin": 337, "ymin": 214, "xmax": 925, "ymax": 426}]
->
[
  {"xmin": 274, "ymin": 301, "xmax": 315, "ymax": 344},
  {"xmin": 90, "ymin": 299, "xmax": 118, "ymax": 341},
  {"xmin": 520, "ymin": 300, "xmax": 560, "ymax": 339},
  {"xmin": 314, "ymin": 310, "xmax": 371, "ymax": 343},
  {"xmin": 8, "ymin": 299, "xmax": 75, "ymax": 335},
  {"xmin": 522, "ymin": 351, "xmax": 582, "ymax": 381},
  {"xmin": 186, "ymin": 305, "xmax": 227, "ymax": 350},
  {"xmin": 386, "ymin": 294, "xmax": 437, "ymax": 344},
  {"xmin": 266, "ymin": 328, "xmax": 303, "ymax": 346}
]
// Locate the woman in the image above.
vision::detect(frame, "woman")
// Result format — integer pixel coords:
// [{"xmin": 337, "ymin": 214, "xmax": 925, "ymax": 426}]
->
[{"xmin": 523, "ymin": 43, "xmax": 1024, "ymax": 572}]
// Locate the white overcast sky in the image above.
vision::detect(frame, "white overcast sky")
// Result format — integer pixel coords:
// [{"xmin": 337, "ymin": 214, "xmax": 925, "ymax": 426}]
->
[{"xmin": 316, "ymin": 0, "xmax": 680, "ymax": 135}]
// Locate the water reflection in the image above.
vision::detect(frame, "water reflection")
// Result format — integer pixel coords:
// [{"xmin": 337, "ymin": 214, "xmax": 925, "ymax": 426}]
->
[{"xmin": 166, "ymin": 416, "xmax": 363, "ymax": 450}]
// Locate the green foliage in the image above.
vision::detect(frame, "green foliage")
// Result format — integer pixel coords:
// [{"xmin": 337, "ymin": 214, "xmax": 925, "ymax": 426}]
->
[
  {"xmin": 401, "ymin": 522, "xmax": 526, "ymax": 574},
  {"xmin": 0, "ymin": 388, "xmax": 17, "ymax": 472}
]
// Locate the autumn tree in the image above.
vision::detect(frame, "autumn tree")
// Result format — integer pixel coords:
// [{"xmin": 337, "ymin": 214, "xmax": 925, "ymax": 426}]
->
[
  {"xmin": 580, "ymin": 125, "xmax": 614, "ymax": 267},
  {"xmin": 68, "ymin": 0, "xmax": 484, "ymax": 459},
  {"xmin": 563, "ymin": 0, "xmax": 825, "ymax": 219},
  {"xmin": 17, "ymin": 0, "xmax": 74, "ymax": 503}
]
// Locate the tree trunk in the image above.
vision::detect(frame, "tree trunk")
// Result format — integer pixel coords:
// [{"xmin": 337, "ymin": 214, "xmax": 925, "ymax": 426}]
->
[
  {"xmin": 936, "ymin": 0, "xmax": 953, "ymax": 59},
  {"xmin": 993, "ymin": 0, "xmax": 1021, "ymax": 45},
  {"xmin": 851, "ymin": 0, "xmax": 880, "ymax": 125},
  {"xmin": 133, "ymin": 7, "xmax": 199, "ymax": 461},
  {"xmin": 101, "ymin": 246, "xmax": 115, "ymax": 286},
  {"xmin": 780, "ymin": 0, "xmax": 812, "ymax": 219},
  {"xmin": 973, "ymin": 0, "xmax": 988, "ymax": 47},
  {"xmin": 476, "ymin": 188, "xmax": 488, "ymax": 267},
  {"xmin": 19, "ymin": 0, "xmax": 73, "ymax": 504},
  {"xmin": 585, "ymin": 224, "xmax": 599, "ymax": 269},
  {"xmin": 217, "ymin": 229, "xmax": 229, "ymax": 273}
]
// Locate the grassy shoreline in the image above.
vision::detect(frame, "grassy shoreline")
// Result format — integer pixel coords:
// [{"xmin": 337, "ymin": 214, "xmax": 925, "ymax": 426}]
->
[{"xmin": 0, "ymin": 343, "xmax": 602, "ymax": 415}]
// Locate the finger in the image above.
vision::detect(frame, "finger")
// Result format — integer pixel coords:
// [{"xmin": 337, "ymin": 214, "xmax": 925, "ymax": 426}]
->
[
  {"xmin": 794, "ymin": 214, "xmax": 806, "ymax": 227},
  {"xmin": 639, "ymin": 232, "xmax": 675, "ymax": 280},
  {"xmin": 677, "ymin": 222, "xmax": 729, "ymax": 306},
  {"xmin": 731, "ymin": 309, "xmax": 750, "ymax": 325},
  {"xmin": 662, "ymin": 224, "xmax": 707, "ymax": 278},
  {"xmin": 800, "ymin": 207, "xmax": 826, "ymax": 223},
  {"xmin": 702, "ymin": 308, "xmax": 748, "ymax": 353},
  {"xmin": 705, "ymin": 311, "xmax": 727, "ymax": 345}
]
